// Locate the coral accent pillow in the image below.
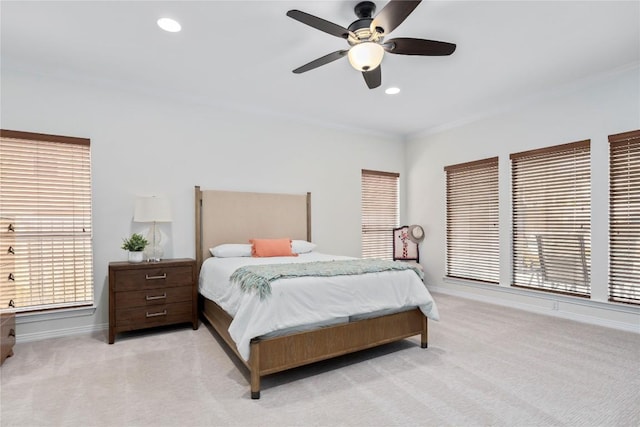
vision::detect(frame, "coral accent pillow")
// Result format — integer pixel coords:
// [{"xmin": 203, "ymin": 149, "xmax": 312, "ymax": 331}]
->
[{"xmin": 250, "ymin": 238, "xmax": 298, "ymax": 257}]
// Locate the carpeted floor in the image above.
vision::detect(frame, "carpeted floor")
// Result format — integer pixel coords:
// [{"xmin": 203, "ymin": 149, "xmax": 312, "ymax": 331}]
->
[{"xmin": 1, "ymin": 293, "xmax": 638, "ymax": 427}]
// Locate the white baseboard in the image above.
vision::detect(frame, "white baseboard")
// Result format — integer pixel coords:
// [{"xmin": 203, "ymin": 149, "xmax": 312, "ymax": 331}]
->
[
  {"xmin": 16, "ymin": 323, "xmax": 108, "ymax": 343},
  {"xmin": 430, "ymin": 284, "xmax": 640, "ymax": 334}
]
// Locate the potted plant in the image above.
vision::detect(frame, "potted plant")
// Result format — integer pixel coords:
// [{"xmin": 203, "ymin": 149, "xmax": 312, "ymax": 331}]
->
[{"xmin": 121, "ymin": 233, "xmax": 149, "ymax": 263}]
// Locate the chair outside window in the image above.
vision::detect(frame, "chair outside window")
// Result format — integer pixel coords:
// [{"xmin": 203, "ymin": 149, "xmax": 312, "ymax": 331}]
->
[{"xmin": 535, "ymin": 234, "xmax": 589, "ymax": 294}]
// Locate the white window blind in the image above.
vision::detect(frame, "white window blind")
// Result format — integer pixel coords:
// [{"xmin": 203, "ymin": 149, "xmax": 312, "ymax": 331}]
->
[
  {"xmin": 0, "ymin": 130, "xmax": 93, "ymax": 312},
  {"xmin": 445, "ymin": 157, "xmax": 499, "ymax": 283},
  {"xmin": 609, "ymin": 130, "xmax": 640, "ymax": 305},
  {"xmin": 361, "ymin": 169, "xmax": 399, "ymax": 260},
  {"xmin": 511, "ymin": 140, "xmax": 591, "ymax": 297}
]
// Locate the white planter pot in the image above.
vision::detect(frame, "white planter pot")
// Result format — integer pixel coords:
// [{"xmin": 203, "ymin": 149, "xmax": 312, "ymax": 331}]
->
[{"xmin": 128, "ymin": 251, "xmax": 144, "ymax": 263}]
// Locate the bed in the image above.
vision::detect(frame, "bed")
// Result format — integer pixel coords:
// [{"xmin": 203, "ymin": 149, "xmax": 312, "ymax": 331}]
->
[{"xmin": 194, "ymin": 186, "xmax": 438, "ymax": 399}]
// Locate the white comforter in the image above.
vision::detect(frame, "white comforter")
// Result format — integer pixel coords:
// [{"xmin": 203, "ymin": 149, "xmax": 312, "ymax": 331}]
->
[{"xmin": 199, "ymin": 252, "xmax": 439, "ymax": 360}]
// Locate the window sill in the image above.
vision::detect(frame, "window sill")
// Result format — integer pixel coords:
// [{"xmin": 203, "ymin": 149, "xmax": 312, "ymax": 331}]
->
[{"xmin": 16, "ymin": 305, "xmax": 97, "ymax": 325}]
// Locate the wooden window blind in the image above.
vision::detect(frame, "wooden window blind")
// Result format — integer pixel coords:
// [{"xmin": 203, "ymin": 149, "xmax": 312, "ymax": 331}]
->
[
  {"xmin": 511, "ymin": 140, "xmax": 591, "ymax": 297},
  {"xmin": 609, "ymin": 130, "xmax": 640, "ymax": 305},
  {"xmin": 0, "ymin": 130, "xmax": 93, "ymax": 312},
  {"xmin": 361, "ymin": 169, "xmax": 399, "ymax": 260},
  {"xmin": 445, "ymin": 157, "xmax": 500, "ymax": 283}
]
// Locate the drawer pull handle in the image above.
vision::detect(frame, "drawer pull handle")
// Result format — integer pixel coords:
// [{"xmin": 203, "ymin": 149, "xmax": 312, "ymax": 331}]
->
[
  {"xmin": 146, "ymin": 310, "xmax": 167, "ymax": 318},
  {"xmin": 8, "ymin": 273, "xmax": 14, "ymax": 281},
  {"xmin": 146, "ymin": 293, "xmax": 167, "ymax": 301},
  {"xmin": 7, "ymin": 223, "xmax": 14, "ymax": 232},
  {"xmin": 8, "ymin": 329, "xmax": 15, "ymax": 337},
  {"xmin": 7, "ymin": 246, "xmax": 14, "ymax": 255},
  {"xmin": 8, "ymin": 299, "xmax": 15, "ymax": 308},
  {"xmin": 145, "ymin": 273, "xmax": 167, "ymax": 280}
]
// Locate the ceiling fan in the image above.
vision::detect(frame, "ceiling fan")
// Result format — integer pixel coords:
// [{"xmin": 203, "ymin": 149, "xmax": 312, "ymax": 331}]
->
[{"xmin": 286, "ymin": 0, "xmax": 456, "ymax": 89}]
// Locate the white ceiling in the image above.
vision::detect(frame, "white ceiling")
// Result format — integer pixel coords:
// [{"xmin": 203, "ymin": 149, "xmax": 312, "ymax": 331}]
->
[{"xmin": 2, "ymin": 1, "xmax": 639, "ymax": 138}]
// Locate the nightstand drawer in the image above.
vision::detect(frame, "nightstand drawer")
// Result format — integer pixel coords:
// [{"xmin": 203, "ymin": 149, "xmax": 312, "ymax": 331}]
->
[
  {"xmin": 1, "ymin": 312, "xmax": 16, "ymax": 364},
  {"xmin": 113, "ymin": 265, "xmax": 193, "ymax": 291},
  {"xmin": 115, "ymin": 286, "xmax": 192, "ymax": 309},
  {"xmin": 115, "ymin": 301, "xmax": 193, "ymax": 329}
]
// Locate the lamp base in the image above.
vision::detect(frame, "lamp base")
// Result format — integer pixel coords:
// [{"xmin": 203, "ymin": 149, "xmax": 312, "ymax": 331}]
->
[
  {"xmin": 144, "ymin": 222, "xmax": 164, "ymax": 262},
  {"xmin": 143, "ymin": 246, "xmax": 163, "ymax": 262}
]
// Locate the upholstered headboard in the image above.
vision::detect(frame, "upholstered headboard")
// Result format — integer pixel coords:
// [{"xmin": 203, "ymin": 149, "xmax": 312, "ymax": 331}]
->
[{"xmin": 194, "ymin": 186, "xmax": 311, "ymax": 272}]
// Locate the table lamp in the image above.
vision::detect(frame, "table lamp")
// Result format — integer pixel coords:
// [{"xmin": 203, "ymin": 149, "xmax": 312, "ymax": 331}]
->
[{"xmin": 133, "ymin": 195, "xmax": 172, "ymax": 262}]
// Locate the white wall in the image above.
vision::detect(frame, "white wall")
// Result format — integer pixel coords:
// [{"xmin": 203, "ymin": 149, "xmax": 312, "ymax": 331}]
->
[
  {"xmin": 2, "ymin": 66, "xmax": 405, "ymax": 341},
  {"xmin": 406, "ymin": 65, "xmax": 640, "ymax": 331}
]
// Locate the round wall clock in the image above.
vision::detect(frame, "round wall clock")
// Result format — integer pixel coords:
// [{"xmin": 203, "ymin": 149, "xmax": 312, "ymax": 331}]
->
[{"xmin": 408, "ymin": 224, "xmax": 425, "ymax": 244}]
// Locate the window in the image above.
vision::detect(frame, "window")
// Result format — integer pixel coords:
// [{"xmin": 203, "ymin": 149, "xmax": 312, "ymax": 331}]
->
[
  {"xmin": 0, "ymin": 130, "xmax": 93, "ymax": 312},
  {"xmin": 361, "ymin": 169, "xmax": 399, "ymax": 259},
  {"xmin": 609, "ymin": 130, "xmax": 640, "ymax": 305},
  {"xmin": 445, "ymin": 157, "xmax": 499, "ymax": 283},
  {"xmin": 511, "ymin": 140, "xmax": 591, "ymax": 297}
]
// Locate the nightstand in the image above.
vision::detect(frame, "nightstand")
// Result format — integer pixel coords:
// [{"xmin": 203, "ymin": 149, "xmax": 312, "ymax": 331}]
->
[{"xmin": 108, "ymin": 258, "xmax": 198, "ymax": 344}]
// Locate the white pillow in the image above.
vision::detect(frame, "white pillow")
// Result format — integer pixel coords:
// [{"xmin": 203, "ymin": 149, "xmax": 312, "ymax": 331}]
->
[
  {"xmin": 210, "ymin": 244, "xmax": 252, "ymax": 258},
  {"xmin": 292, "ymin": 240, "xmax": 317, "ymax": 254}
]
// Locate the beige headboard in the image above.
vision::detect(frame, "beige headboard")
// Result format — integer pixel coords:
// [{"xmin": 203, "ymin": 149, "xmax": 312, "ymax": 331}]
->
[{"xmin": 194, "ymin": 186, "xmax": 311, "ymax": 272}]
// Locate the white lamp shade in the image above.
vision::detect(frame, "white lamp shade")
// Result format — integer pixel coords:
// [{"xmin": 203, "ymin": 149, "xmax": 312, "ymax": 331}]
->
[
  {"xmin": 348, "ymin": 42, "xmax": 384, "ymax": 72},
  {"xmin": 134, "ymin": 196, "xmax": 172, "ymax": 222}
]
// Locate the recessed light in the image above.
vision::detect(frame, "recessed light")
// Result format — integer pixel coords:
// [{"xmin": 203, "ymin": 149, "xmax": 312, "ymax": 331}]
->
[
  {"xmin": 385, "ymin": 87, "xmax": 400, "ymax": 95},
  {"xmin": 157, "ymin": 18, "xmax": 181, "ymax": 33}
]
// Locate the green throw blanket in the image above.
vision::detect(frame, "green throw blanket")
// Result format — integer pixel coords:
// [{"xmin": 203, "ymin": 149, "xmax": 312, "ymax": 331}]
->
[{"xmin": 230, "ymin": 259, "xmax": 424, "ymax": 300}]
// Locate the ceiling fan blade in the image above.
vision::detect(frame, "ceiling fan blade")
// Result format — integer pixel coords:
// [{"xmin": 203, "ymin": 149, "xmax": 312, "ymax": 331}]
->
[
  {"xmin": 286, "ymin": 10, "xmax": 353, "ymax": 39},
  {"xmin": 292, "ymin": 50, "xmax": 348, "ymax": 74},
  {"xmin": 370, "ymin": 0, "xmax": 421, "ymax": 35},
  {"xmin": 362, "ymin": 66, "xmax": 381, "ymax": 89},
  {"xmin": 384, "ymin": 38, "xmax": 456, "ymax": 56}
]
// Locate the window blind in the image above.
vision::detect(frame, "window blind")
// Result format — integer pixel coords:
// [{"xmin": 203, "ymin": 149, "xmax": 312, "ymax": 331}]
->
[
  {"xmin": 0, "ymin": 130, "xmax": 93, "ymax": 312},
  {"xmin": 609, "ymin": 130, "xmax": 640, "ymax": 305},
  {"xmin": 445, "ymin": 157, "xmax": 499, "ymax": 283},
  {"xmin": 511, "ymin": 140, "xmax": 591, "ymax": 297},
  {"xmin": 361, "ymin": 169, "xmax": 399, "ymax": 260}
]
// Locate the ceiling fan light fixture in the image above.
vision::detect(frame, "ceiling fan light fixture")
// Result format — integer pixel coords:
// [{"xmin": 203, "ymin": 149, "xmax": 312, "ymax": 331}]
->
[
  {"xmin": 348, "ymin": 42, "xmax": 384, "ymax": 72},
  {"xmin": 286, "ymin": 1, "xmax": 455, "ymax": 89},
  {"xmin": 157, "ymin": 18, "xmax": 181, "ymax": 33}
]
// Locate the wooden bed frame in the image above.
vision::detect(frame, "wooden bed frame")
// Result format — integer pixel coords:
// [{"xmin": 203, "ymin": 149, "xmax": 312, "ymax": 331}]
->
[{"xmin": 194, "ymin": 186, "xmax": 428, "ymax": 399}]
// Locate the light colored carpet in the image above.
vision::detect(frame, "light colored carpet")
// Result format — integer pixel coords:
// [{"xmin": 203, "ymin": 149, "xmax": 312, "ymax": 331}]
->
[{"xmin": 1, "ymin": 293, "xmax": 638, "ymax": 427}]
